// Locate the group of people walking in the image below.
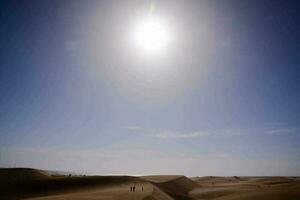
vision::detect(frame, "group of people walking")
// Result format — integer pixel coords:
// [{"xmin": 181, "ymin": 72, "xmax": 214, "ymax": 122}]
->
[
  {"xmin": 130, "ymin": 185, "xmax": 136, "ymax": 192},
  {"xmin": 129, "ymin": 185, "xmax": 143, "ymax": 192}
]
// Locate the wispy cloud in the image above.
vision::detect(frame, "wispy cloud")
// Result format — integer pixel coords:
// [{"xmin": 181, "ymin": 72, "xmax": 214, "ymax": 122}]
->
[
  {"xmin": 265, "ymin": 128, "xmax": 299, "ymax": 136},
  {"xmin": 151, "ymin": 130, "xmax": 209, "ymax": 139},
  {"xmin": 125, "ymin": 126, "xmax": 211, "ymax": 139},
  {"xmin": 126, "ymin": 126, "xmax": 300, "ymax": 138}
]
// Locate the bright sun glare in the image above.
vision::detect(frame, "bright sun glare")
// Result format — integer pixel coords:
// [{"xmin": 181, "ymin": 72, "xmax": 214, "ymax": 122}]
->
[{"xmin": 133, "ymin": 17, "xmax": 170, "ymax": 51}]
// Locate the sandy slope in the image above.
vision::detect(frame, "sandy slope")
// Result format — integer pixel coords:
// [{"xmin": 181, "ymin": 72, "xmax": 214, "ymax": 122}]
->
[
  {"xmin": 25, "ymin": 177, "xmax": 177, "ymax": 200},
  {"xmin": 150, "ymin": 176, "xmax": 197, "ymax": 200},
  {"xmin": 25, "ymin": 182, "xmax": 153, "ymax": 200},
  {"xmin": 190, "ymin": 176, "xmax": 300, "ymax": 200},
  {"xmin": 0, "ymin": 168, "xmax": 49, "ymax": 182}
]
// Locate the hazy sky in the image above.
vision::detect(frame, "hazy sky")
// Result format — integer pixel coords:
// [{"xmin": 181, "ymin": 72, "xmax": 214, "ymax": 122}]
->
[{"xmin": 1, "ymin": 0, "xmax": 300, "ymax": 176}]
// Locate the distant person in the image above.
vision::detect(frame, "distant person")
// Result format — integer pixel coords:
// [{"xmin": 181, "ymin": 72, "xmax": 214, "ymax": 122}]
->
[
  {"xmin": 130, "ymin": 186, "xmax": 132, "ymax": 192},
  {"xmin": 142, "ymin": 186, "xmax": 144, "ymax": 191},
  {"xmin": 133, "ymin": 185, "xmax": 136, "ymax": 192}
]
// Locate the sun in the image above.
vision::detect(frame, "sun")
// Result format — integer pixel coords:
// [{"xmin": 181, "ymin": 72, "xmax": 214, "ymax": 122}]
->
[{"xmin": 133, "ymin": 17, "xmax": 170, "ymax": 52}]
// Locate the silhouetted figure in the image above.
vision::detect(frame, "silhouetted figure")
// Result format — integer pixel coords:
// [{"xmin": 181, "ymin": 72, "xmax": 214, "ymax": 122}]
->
[
  {"xmin": 142, "ymin": 186, "xmax": 144, "ymax": 191},
  {"xmin": 133, "ymin": 185, "xmax": 136, "ymax": 192},
  {"xmin": 130, "ymin": 186, "xmax": 132, "ymax": 192}
]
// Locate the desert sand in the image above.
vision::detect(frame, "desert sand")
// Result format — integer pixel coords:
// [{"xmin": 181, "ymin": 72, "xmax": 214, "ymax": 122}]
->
[{"xmin": 1, "ymin": 168, "xmax": 300, "ymax": 200}]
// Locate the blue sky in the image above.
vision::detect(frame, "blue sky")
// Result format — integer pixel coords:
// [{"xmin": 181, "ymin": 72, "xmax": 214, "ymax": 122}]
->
[{"xmin": 0, "ymin": 0, "xmax": 300, "ymax": 176}]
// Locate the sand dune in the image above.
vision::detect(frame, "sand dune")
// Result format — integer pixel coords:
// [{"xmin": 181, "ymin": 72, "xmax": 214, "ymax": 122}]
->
[
  {"xmin": 0, "ymin": 168, "xmax": 49, "ymax": 182},
  {"xmin": 150, "ymin": 176, "xmax": 197, "ymax": 200},
  {"xmin": 190, "ymin": 176, "xmax": 300, "ymax": 200},
  {"xmin": 1, "ymin": 168, "xmax": 300, "ymax": 200},
  {"xmin": 25, "ymin": 182, "xmax": 153, "ymax": 200}
]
